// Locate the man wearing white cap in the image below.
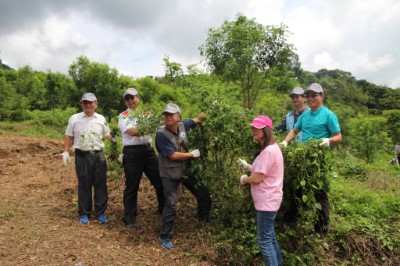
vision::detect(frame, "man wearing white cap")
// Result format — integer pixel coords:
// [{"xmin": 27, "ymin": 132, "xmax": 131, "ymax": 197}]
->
[
  {"xmin": 63, "ymin": 92, "xmax": 113, "ymax": 225},
  {"xmin": 118, "ymin": 88, "xmax": 165, "ymax": 230},
  {"xmin": 281, "ymin": 83, "xmax": 342, "ymax": 233},
  {"xmin": 276, "ymin": 87, "xmax": 308, "ymax": 143},
  {"xmin": 156, "ymin": 103, "xmax": 212, "ymax": 249}
]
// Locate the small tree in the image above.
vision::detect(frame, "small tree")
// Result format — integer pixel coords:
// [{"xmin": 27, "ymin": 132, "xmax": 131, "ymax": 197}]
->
[
  {"xmin": 348, "ymin": 115, "xmax": 391, "ymax": 163},
  {"xmin": 200, "ymin": 14, "xmax": 298, "ymax": 109}
]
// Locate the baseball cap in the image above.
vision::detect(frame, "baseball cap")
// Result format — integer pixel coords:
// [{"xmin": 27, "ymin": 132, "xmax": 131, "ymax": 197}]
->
[
  {"xmin": 250, "ymin": 115, "xmax": 273, "ymax": 129},
  {"xmin": 123, "ymin": 88, "xmax": 139, "ymax": 99},
  {"xmin": 81, "ymin": 93, "xmax": 97, "ymax": 102},
  {"xmin": 288, "ymin": 87, "xmax": 305, "ymax": 97},
  {"xmin": 161, "ymin": 103, "xmax": 181, "ymax": 114},
  {"xmin": 305, "ymin": 83, "xmax": 324, "ymax": 94}
]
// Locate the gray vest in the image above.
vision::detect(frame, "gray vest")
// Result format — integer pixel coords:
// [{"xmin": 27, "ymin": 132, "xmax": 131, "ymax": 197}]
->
[{"xmin": 157, "ymin": 122, "xmax": 189, "ymax": 180}]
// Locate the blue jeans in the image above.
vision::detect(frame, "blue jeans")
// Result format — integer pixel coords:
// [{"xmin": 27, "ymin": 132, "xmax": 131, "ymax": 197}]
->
[{"xmin": 256, "ymin": 211, "xmax": 282, "ymax": 266}]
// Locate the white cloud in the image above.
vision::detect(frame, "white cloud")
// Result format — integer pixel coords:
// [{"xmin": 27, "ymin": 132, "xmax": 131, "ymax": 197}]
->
[{"xmin": 1, "ymin": 0, "xmax": 399, "ymax": 88}]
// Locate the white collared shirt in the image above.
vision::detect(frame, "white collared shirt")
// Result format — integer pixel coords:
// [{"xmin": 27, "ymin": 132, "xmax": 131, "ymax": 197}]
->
[
  {"xmin": 118, "ymin": 108, "xmax": 152, "ymax": 146},
  {"xmin": 65, "ymin": 112, "xmax": 111, "ymax": 151}
]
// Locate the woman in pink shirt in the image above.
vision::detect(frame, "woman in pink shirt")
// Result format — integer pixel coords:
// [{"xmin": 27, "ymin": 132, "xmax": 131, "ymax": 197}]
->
[{"xmin": 239, "ymin": 115, "xmax": 284, "ymax": 266}]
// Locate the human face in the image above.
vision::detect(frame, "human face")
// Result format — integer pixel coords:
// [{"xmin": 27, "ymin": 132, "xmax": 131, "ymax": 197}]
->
[
  {"xmin": 290, "ymin": 94, "xmax": 306, "ymax": 108},
  {"xmin": 163, "ymin": 112, "xmax": 180, "ymax": 131},
  {"xmin": 251, "ymin": 127, "xmax": 265, "ymax": 144},
  {"xmin": 124, "ymin": 95, "xmax": 140, "ymax": 109},
  {"xmin": 305, "ymin": 92, "xmax": 324, "ymax": 111},
  {"xmin": 81, "ymin": 100, "xmax": 97, "ymax": 116}
]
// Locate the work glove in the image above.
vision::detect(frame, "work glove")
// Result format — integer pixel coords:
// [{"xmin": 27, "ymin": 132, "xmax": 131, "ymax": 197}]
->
[
  {"xmin": 319, "ymin": 138, "xmax": 330, "ymax": 147},
  {"xmin": 118, "ymin": 154, "xmax": 124, "ymax": 164},
  {"xmin": 280, "ymin": 140, "xmax": 288, "ymax": 148},
  {"xmin": 191, "ymin": 149, "xmax": 200, "ymax": 158},
  {"xmin": 111, "ymin": 136, "xmax": 118, "ymax": 143},
  {"xmin": 240, "ymin": 175, "xmax": 247, "ymax": 185},
  {"xmin": 62, "ymin": 151, "xmax": 70, "ymax": 166},
  {"xmin": 237, "ymin": 158, "xmax": 250, "ymax": 170}
]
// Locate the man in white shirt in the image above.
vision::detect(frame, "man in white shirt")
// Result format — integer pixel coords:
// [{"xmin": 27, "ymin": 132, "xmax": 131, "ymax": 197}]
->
[
  {"xmin": 118, "ymin": 88, "xmax": 165, "ymax": 230},
  {"xmin": 63, "ymin": 92, "xmax": 113, "ymax": 225}
]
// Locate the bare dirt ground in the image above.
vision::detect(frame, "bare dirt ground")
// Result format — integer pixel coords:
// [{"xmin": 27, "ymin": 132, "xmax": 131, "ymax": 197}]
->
[{"xmin": 0, "ymin": 135, "xmax": 216, "ymax": 266}]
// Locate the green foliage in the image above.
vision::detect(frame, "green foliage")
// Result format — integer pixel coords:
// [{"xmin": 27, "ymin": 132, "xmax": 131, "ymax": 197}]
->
[
  {"xmin": 382, "ymin": 109, "xmax": 400, "ymax": 143},
  {"xmin": 347, "ymin": 115, "xmax": 392, "ymax": 163},
  {"xmin": 280, "ymin": 141, "xmax": 333, "ymax": 223},
  {"xmin": 200, "ymin": 14, "xmax": 297, "ymax": 108},
  {"xmin": 335, "ymin": 151, "xmax": 369, "ymax": 181}
]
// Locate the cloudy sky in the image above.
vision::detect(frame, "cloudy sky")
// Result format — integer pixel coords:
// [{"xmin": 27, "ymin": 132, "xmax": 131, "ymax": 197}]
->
[{"xmin": 1, "ymin": 0, "xmax": 399, "ymax": 88}]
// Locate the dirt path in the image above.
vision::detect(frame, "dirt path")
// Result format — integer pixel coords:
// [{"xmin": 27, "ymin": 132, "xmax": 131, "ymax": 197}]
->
[{"xmin": 0, "ymin": 135, "xmax": 215, "ymax": 266}]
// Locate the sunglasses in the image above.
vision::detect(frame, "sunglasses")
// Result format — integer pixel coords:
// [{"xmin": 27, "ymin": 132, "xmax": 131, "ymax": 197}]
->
[
  {"xmin": 305, "ymin": 93, "xmax": 322, "ymax": 98},
  {"xmin": 124, "ymin": 95, "xmax": 135, "ymax": 101}
]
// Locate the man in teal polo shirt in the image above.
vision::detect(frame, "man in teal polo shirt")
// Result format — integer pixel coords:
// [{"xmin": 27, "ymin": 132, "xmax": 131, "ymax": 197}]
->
[{"xmin": 281, "ymin": 83, "xmax": 342, "ymax": 233}]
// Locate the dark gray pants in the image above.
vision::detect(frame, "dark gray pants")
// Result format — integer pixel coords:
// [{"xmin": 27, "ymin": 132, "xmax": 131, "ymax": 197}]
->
[
  {"xmin": 122, "ymin": 145, "xmax": 165, "ymax": 224},
  {"xmin": 160, "ymin": 177, "xmax": 211, "ymax": 239},
  {"xmin": 75, "ymin": 151, "xmax": 108, "ymax": 217}
]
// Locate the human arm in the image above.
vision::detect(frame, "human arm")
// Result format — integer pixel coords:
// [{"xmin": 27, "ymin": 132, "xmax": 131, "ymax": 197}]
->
[
  {"xmin": 168, "ymin": 150, "xmax": 199, "ymax": 161},
  {"xmin": 62, "ymin": 135, "xmax": 73, "ymax": 166},
  {"xmin": 240, "ymin": 172, "xmax": 265, "ymax": 185},
  {"xmin": 275, "ymin": 116, "xmax": 287, "ymax": 132},
  {"xmin": 282, "ymin": 128, "xmax": 299, "ymax": 144},
  {"xmin": 192, "ymin": 112, "xmax": 205, "ymax": 124},
  {"xmin": 320, "ymin": 132, "xmax": 342, "ymax": 146}
]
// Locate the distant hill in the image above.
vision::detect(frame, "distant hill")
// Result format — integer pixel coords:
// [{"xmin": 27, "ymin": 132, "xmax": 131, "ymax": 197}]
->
[{"xmin": 1, "ymin": 61, "xmax": 14, "ymax": 70}]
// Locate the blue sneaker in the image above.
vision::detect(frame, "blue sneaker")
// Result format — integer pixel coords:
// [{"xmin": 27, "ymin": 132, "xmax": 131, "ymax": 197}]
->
[
  {"xmin": 98, "ymin": 214, "xmax": 107, "ymax": 224},
  {"xmin": 159, "ymin": 237, "xmax": 173, "ymax": 249},
  {"xmin": 80, "ymin": 215, "xmax": 89, "ymax": 224}
]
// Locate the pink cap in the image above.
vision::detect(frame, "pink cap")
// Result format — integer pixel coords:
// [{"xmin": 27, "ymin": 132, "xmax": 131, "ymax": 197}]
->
[{"xmin": 250, "ymin": 115, "xmax": 273, "ymax": 129}]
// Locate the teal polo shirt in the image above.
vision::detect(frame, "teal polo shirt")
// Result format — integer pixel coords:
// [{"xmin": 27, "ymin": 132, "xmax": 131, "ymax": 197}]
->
[{"xmin": 294, "ymin": 106, "xmax": 341, "ymax": 143}]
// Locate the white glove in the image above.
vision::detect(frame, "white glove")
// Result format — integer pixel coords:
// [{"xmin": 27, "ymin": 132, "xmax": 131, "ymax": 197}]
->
[
  {"xmin": 62, "ymin": 151, "xmax": 70, "ymax": 166},
  {"xmin": 237, "ymin": 158, "xmax": 250, "ymax": 170},
  {"xmin": 191, "ymin": 149, "xmax": 200, "ymax": 158},
  {"xmin": 118, "ymin": 154, "xmax": 124, "ymax": 164},
  {"xmin": 240, "ymin": 175, "xmax": 247, "ymax": 185},
  {"xmin": 111, "ymin": 136, "xmax": 118, "ymax": 143},
  {"xmin": 280, "ymin": 141, "xmax": 288, "ymax": 148},
  {"xmin": 319, "ymin": 138, "xmax": 330, "ymax": 147}
]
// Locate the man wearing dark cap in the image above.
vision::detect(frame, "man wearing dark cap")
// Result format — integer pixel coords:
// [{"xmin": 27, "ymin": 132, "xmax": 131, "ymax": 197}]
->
[
  {"xmin": 156, "ymin": 103, "xmax": 212, "ymax": 249},
  {"xmin": 63, "ymin": 92, "xmax": 113, "ymax": 225},
  {"xmin": 276, "ymin": 87, "xmax": 309, "ymax": 143},
  {"xmin": 281, "ymin": 83, "xmax": 342, "ymax": 234},
  {"xmin": 118, "ymin": 88, "xmax": 165, "ymax": 230}
]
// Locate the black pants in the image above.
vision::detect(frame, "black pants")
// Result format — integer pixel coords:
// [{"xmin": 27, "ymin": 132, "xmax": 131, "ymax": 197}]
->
[
  {"xmin": 160, "ymin": 177, "xmax": 212, "ymax": 239},
  {"xmin": 75, "ymin": 151, "xmax": 108, "ymax": 217},
  {"xmin": 122, "ymin": 145, "xmax": 165, "ymax": 224},
  {"xmin": 314, "ymin": 189, "xmax": 330, "ymax": 230}
]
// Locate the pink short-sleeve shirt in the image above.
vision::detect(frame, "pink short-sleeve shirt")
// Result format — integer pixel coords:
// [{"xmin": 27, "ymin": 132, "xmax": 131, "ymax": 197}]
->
[{"xmin": 250, "ymin": 143, "xmax": 284, "ymax": 211}]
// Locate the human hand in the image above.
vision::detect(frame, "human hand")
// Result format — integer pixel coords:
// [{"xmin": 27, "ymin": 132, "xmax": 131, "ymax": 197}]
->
[
  {"xmin": 319, "ymin": 138, "xmax": 330, "ymax": 147},
  {"xmin": 111, "ymin": 136, "xmax": 118, "ymax": 143},
  {"xmin": 118, "ymin": 154, "xmax": 124, "ymax": 164},
  {"xmin": 191, "ymin": 149, "xmax": 200, "ymax": 158},
  {"xmin": 237, "ymin": 158, "xmax": 250, "ymax": 170},
  {"xmin": 240, "ymin": 175, "xmax": 247, "ymax": 185},
  {"xmin": 280, "ymin": 141, "xmax": 288, "ymax": 148},
  {"xmin": 62, "ymin": 151, "xmax": 70, "ymax": 166}
]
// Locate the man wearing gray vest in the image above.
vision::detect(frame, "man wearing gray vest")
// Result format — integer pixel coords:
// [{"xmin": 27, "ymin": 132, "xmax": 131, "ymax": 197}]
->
[{"xmin": 156, "ymin": 103, "xmax": 212, "ymax": 249}]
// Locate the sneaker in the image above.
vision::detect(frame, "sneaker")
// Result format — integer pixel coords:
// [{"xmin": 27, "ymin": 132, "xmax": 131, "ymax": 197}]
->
[
  {"xmin": 159, "ymin": 237, "xmax": 173, "ymax": 249},
  {"xmin": 80, "ymin": 215, "xmax": 89, "ymax": 224},
  {"xmin": 125, "ymin": 222, "xmax": 135, "ymax": 230},
  {"xmin": 98, "ymin": 214, "xmax": 107, "ymax": 224}
]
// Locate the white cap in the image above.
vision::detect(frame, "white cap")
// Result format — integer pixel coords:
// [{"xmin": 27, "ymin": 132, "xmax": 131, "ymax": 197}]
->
[
  {"xmin": 123, "ymin": 88, "xmax": 139, "ymax": 99},
  {"xmin": 161, "ymin": 103, "xmax": 180, "ymax": 114},
  {"xmin": 81, "ymin": 93, "xmax": 97, "ymax": 102}
]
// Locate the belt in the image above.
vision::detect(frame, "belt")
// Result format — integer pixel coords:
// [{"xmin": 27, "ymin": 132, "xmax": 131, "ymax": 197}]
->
[
  {"xmin": 75, "ymin": 149, "xmax": 103, "ymax": 155},
  {"xmin": 124, "ymin": 144, "xmax": 151, "ymax": 148}
]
